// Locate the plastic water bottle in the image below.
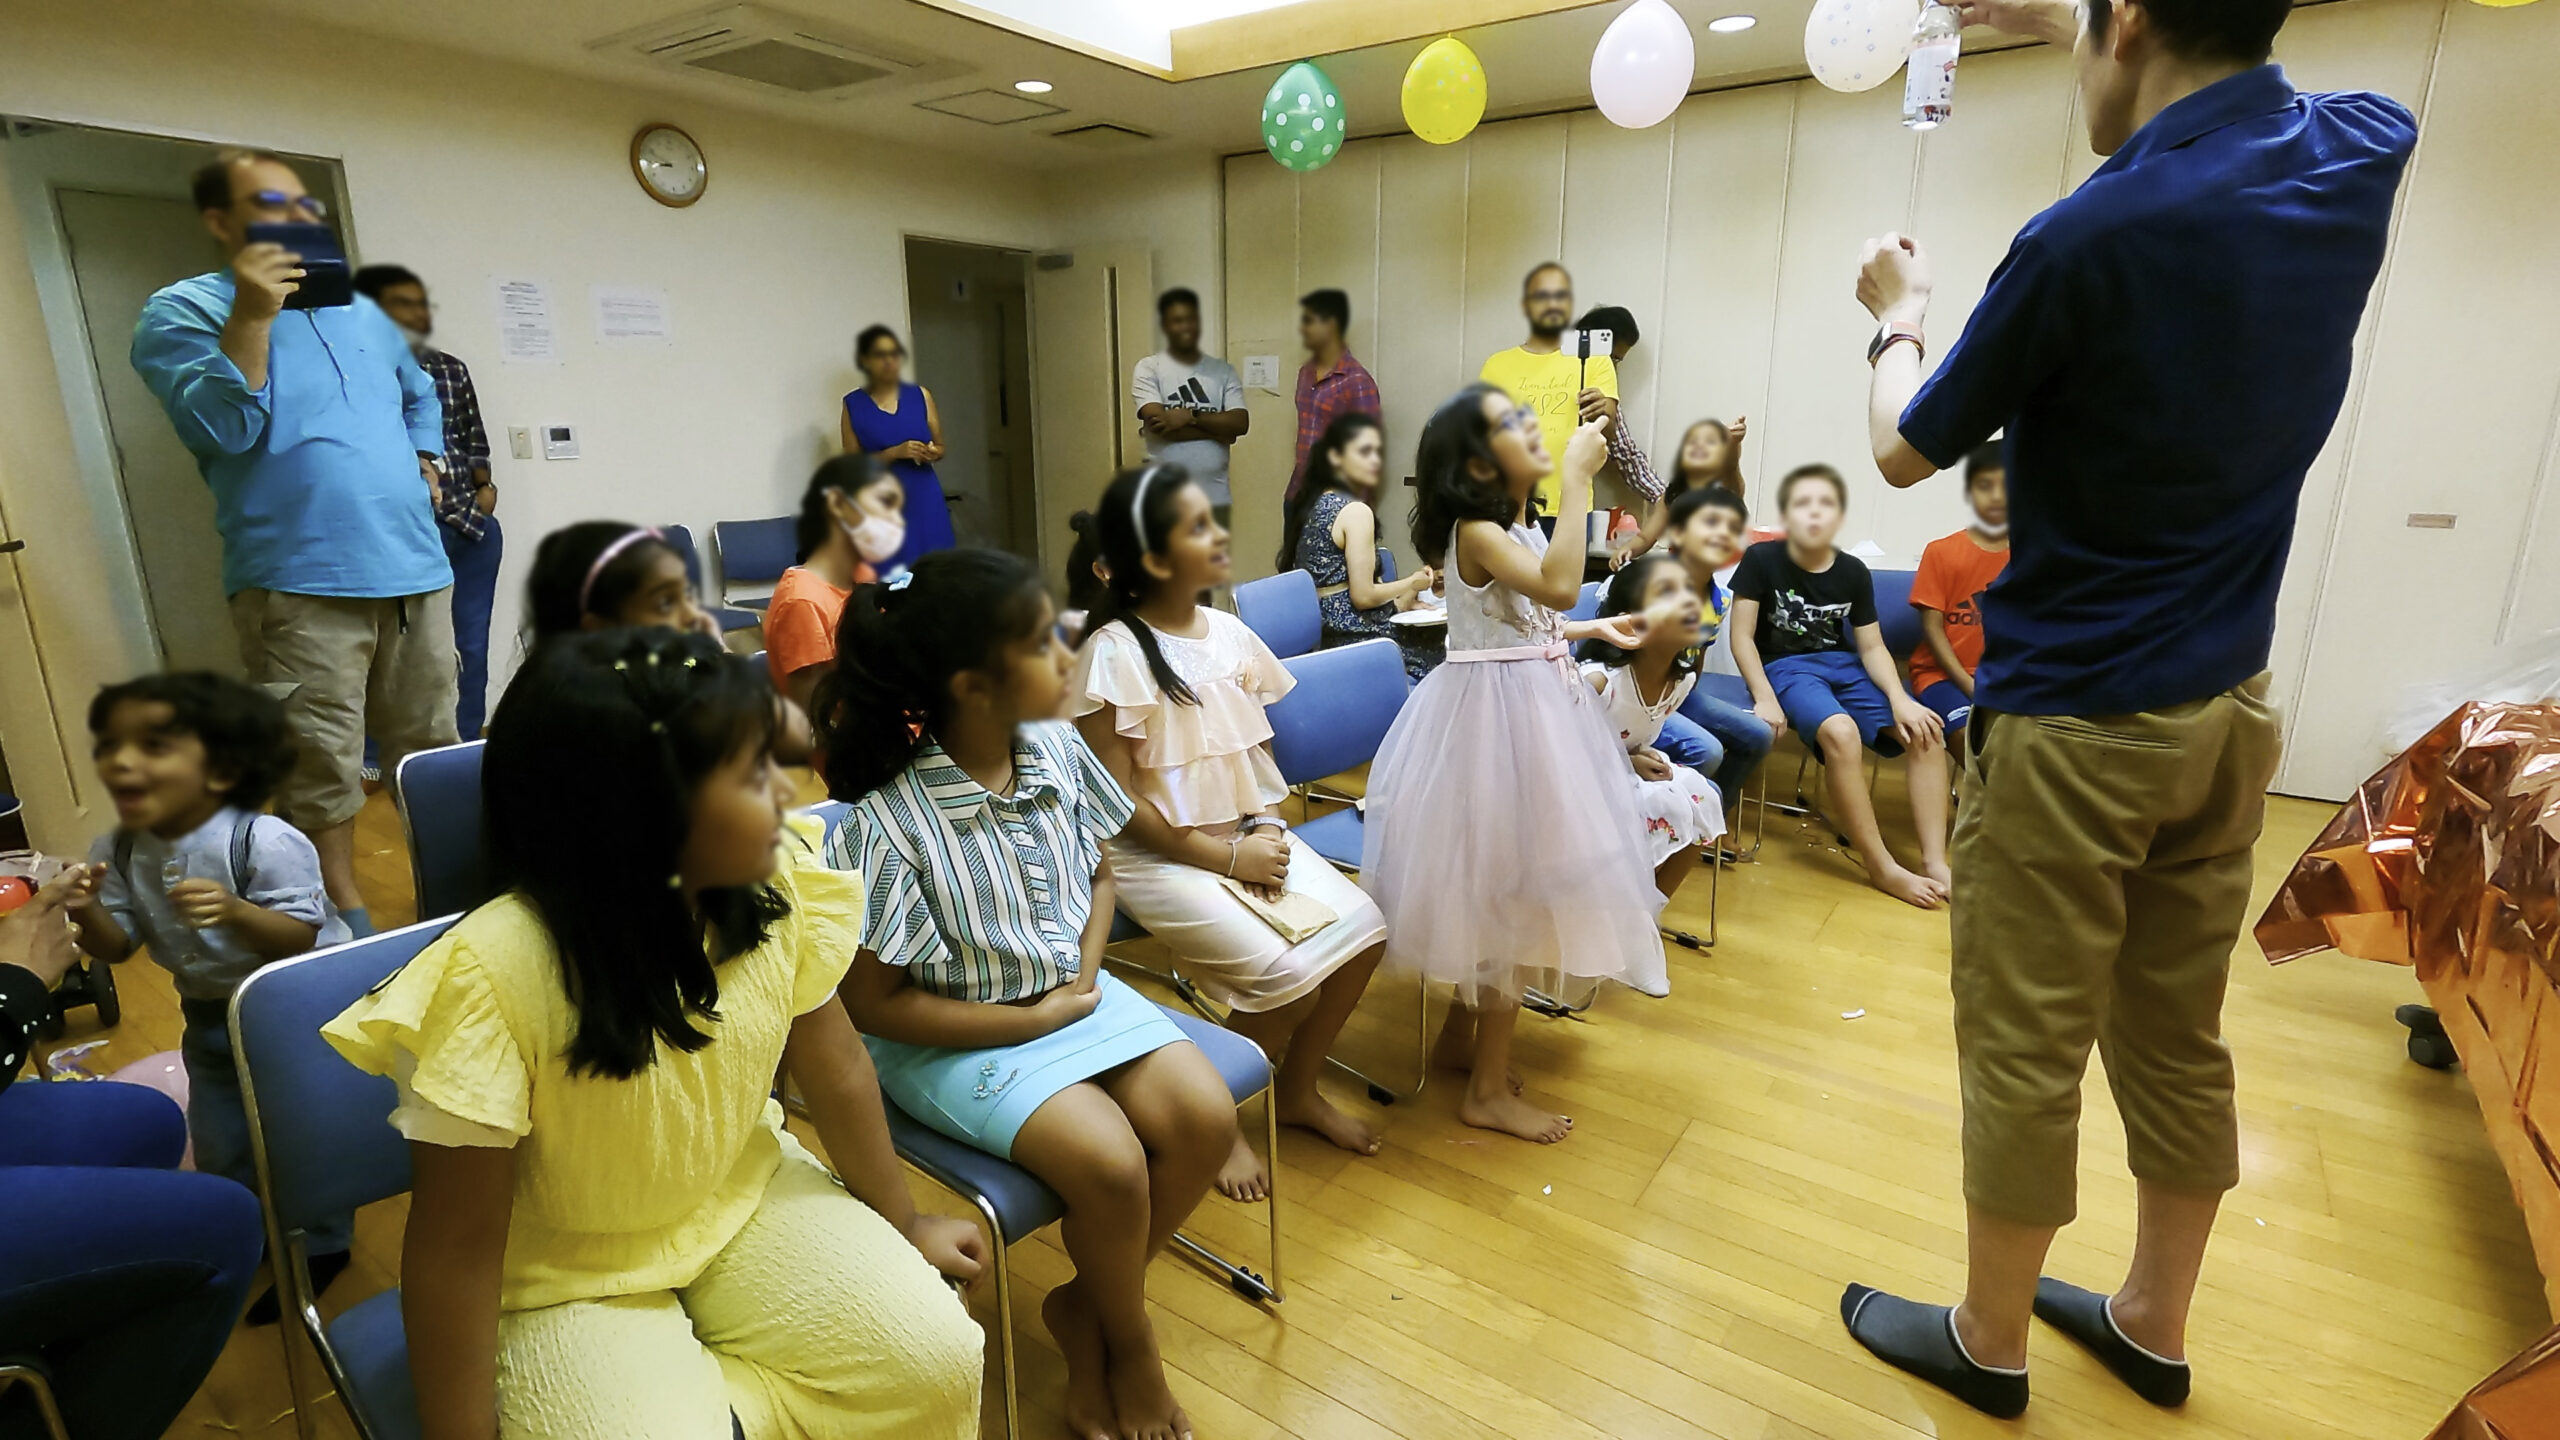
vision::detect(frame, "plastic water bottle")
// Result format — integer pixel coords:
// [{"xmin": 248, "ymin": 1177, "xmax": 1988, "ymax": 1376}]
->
[{"xmin": 1904, "ymin": 3, "xmax": 1961, "ymax": 131}]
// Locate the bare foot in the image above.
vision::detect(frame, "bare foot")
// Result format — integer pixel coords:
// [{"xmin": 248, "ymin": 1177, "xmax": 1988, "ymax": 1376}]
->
[
  {"xmin": 1874, "ymin": 863, "xmax": 1949, "ymax": 911},
  {"xmin": 1278, "ymin": 1090, "xmax": 1382, "ymax": 1156},
  {"xmin": 1105, "ymin": 1332, "xmax": 1192, "ymax": 1440},
  {"xmin": 1041, "ymin": 1283, "xmax": 1116, "ymax": 1440},
  {"xmin": 1457, "ymin": 1090, "xmax": 1574, "ymax": 1144},
  {"xmin": 1213, "ymin": 1132, "xmax": 1268, "ymax": 1203},
  {"xmin": 1429, "ymin": 1024, "xmax": 1523, "ymax": 1093}
]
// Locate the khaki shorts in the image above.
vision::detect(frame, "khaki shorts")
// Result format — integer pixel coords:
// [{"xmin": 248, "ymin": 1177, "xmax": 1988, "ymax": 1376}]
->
[
  {"xmin": 230, "ymin": 588, "xmax": 460, "ymax": 831},
  {"xmin": 1949, "ymin": 674, "xmax": 2280, "ymax": 1228}
]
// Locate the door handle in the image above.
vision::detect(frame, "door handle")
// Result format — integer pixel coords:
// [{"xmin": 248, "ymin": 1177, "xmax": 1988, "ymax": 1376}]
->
[{"xmin": 0, "ymin": 539, "xmax": 23, "ymax": 555}]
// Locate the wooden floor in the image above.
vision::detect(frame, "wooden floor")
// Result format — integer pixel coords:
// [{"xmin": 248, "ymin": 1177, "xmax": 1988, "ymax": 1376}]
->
[{"xmin": 55, "ymin": 760, "xmax": 2550, "ymax": 1440}]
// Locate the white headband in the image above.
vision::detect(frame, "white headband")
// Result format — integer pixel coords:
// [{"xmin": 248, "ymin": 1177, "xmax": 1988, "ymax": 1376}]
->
[{"xmin": 1128, "ymin": 464, "xmax": 1168, "ymax": 552}]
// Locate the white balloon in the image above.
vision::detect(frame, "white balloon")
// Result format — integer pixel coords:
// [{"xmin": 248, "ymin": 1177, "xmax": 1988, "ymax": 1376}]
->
[
  {"xmin": 1591, "ymin": 0, "xmax": 1696, "ymax": 130},
  {"xmin": 1805, "ymin": 0, "xmax": 1924, "ymax": 94}
]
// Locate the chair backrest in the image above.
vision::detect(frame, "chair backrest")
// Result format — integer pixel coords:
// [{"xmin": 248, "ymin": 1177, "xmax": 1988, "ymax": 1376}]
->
[
  {"xmin": 1872, "ymin": 567, "xmax": 1922, "ymax": 665},
  {"xmin": 1374, "ymin": 549, "xmax": 1398, "ymax": 584},
  {"xmin": 804, "ymin": 799, "xmax": 850, "ymax": 848},
  {"xmin": 1265, "ymin": 638, "xmax": 1408, "ymax": 786},
  {"xmin": 661, "ymin": 523, "xmax": 706, "ymax": 589},
  {"xmin": 395, "ymin": 742, "xmax": 491, "ymax": 920},
  {"xmin": 1232, "ymin": 569, "xmax": 1322, "ymax": 659},
  {"xmin": 713, "ymin": 516, "xmax": 798, "ymax": 598},
  {"xmin": 232, "ymin": 917, "xmax": 459, "ymax": 1231},
  {"xmin": 1568, "ymin": 580, "xmax": 1605, "ymax": 623}
]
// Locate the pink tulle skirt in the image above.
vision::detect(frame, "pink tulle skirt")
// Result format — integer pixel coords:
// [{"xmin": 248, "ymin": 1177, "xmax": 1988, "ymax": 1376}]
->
[{"xmin": 1360, "ymin": 651, "xmax": 1667, "ymax": 1004}]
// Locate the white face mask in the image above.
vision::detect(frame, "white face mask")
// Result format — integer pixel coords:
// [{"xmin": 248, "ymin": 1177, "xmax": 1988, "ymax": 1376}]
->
[
  {"xmin": 847, "ymin": 512, "xmax": 906, "ymax": 564},
  {"xmin": 1973, "ymin": 518, "xmax": 2009, "ymax": 538}
]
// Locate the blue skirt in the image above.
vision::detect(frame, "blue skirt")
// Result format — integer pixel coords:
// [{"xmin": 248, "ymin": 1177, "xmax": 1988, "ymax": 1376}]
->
[{"xmin": 864, "ymin": 972, "xmax": 1188, "ymax": 1160}]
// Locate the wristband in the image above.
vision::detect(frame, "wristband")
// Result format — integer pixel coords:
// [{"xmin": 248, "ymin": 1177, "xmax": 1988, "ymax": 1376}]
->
[
  {"xmin": 1867, "ymin": 321, "xmax": 1926, "ymax": 367},
  {"xmin": 1224, "ymin": 837, "xmax": 1241, "ymax": 877}
]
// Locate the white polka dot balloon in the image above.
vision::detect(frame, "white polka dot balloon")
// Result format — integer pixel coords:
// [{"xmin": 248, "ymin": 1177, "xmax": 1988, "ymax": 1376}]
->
[{"xmin": 1805, "ymin": 0, "xmax": 1923, "ymax": 94}]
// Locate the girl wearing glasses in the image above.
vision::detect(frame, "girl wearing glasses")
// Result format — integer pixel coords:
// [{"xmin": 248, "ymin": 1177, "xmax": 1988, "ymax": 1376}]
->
[{"xmin": 1360, "ymin": 384, "xmax": 1673, "ymax": 1145}]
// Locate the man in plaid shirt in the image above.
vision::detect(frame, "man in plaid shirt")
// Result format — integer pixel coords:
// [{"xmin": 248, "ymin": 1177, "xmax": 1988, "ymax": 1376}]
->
[
  {"xmin": 1287, "ymin": 288, "xmax": 1381, "ymax": 502},
  {"xmin": 1573, "ymin": 305, "xmax": 1664, "ymax": 505},
  {"xmin": 355, "ymin": 266, "xmax": 501, "ymax": 739}
]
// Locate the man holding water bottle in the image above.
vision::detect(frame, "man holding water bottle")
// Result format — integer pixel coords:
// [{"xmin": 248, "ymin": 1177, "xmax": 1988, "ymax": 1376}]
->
[
  {"xmin": 1835, "ymin": 0, "xmax": 2416, "ymax": 1417},
  {"xmin": 131, "ymin": 149, "xmax": 456, "ymax": 938}
]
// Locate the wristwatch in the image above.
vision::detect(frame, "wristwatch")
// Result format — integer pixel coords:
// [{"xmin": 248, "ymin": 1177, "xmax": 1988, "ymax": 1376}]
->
[{"xmin": 1867, "ymin": 321, "xmax": 1926, "ymax": 366}]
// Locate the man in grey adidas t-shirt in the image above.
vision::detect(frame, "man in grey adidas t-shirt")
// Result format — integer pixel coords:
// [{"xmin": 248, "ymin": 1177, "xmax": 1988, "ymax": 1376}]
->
[{"xmin": 1132, "ymin": 287, "xmax": 1250, "ymax": 524}]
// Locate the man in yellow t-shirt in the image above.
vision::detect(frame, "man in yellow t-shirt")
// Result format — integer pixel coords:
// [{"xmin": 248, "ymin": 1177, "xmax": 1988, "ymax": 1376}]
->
[{"xmin": 1479, "ymin": 261, "xmax": 1619, "ymax": 528}]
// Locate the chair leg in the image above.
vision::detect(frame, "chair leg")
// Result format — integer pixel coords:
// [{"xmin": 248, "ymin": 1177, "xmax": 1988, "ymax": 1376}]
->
[
  {"xmin": 971, "ymin": 1193, "xmax": 1022, "ymax": 1440},
  {"xmin": 0, "ymin": 1365, "xmax": 69, "ymax": 1440},
  {"xmin": 1262, "ymin": 1085, "xmax": 1285, "ymax": 1301}
]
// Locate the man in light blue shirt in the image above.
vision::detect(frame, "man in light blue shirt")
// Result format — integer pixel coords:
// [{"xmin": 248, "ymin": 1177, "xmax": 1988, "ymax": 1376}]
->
[{"xmin": 131, "ymin": 148, "xmax": 458, "ymax": 934}]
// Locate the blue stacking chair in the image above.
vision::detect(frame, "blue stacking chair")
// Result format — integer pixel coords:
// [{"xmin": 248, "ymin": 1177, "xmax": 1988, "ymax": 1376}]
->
[
  {"xmin": 393, "ymin": 743, "xmax": 487, "ymax": 923},
  {"xmin": 232, "ymin": 918, "xmax": 456, "ymax": 1440},
  {"xmin": 1231, "ymin": 570, "xmax": 1321, "ymax": 659},
  {"xmin": 662, "ymin": 524, "xmax": 763, "ymax": 633},
  {"xmin": 712, "ymin": 516, "xmax": 797, "ymax": 613}
]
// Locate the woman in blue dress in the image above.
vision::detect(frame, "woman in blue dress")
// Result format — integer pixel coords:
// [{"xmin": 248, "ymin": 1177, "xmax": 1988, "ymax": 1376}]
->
[
  {"xmin": 1277, "ymin": 411, "xmax": 1444, "ymax": 681},
  {"xmin": 838, "ymin": 325, "xmax": 956, "ymax": 574}
]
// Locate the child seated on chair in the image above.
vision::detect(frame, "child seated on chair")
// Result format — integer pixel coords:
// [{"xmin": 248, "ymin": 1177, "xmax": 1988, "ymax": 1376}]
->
[
  {"xmin": 1731, "ymin": 465, "xmax": 1950, "ymax": 910},
  {"xmin": 1576, "ymin": 555, "xmax": 1727, "ymax": 916},
  {"xmin": 1652, "ymin": 487, "xmax": 1777, "ymax": 812},
  {"xmin": 1909, "ymin": 443, "xmax": 2011, "ymax": 743},
  {"xmin": 1071, "ymin": 462, "xmax": 1389, "ymax": 1195},
  {"xmin": 325, "ymin": 629, "xmax": 984, "ymax": 1440},
  {"xmin": 816, "ymin": 549, "xmax": 1234, "ymax": 1440},
  {"xmin": 525, "ymin": 520, "xmax": 817, "ymax": 764},
  {"xmin": 69, "ymin": 672, "xmax": 353, "ymax": 1322}
]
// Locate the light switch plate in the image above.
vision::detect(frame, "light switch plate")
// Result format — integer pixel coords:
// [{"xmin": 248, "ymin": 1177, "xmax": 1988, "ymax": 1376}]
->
[{"xmin": 507, "ymin": 426, "xmax": 534, "ymax": 460}]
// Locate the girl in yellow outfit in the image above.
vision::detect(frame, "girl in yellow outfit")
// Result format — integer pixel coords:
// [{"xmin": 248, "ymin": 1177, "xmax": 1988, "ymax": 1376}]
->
[{"xmin": 325, "ymin": 628, "xmax": 986, "ymax": 1440}]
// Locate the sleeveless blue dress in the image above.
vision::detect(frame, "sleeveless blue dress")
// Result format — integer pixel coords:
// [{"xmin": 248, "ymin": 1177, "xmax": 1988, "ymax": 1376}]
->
[{"xmin": 841, "ymin": 382, "xmax": 955, "ymax": 573}]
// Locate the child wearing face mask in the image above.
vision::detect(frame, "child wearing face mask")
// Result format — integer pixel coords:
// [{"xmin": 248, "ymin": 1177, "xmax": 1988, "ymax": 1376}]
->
[
  {"xmin": 1907, "ymin": 443, "xmax": 2011, "ymax": 743},
  {"xmin": 768, "ymin": 457, "xmax": 904, "ymax": 719}
]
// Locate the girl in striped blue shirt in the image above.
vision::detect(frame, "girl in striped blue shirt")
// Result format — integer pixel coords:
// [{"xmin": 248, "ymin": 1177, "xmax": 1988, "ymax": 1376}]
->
[{"xmin": 816, "ymin": 548, "xmax": 1234, "ymax": 1440}]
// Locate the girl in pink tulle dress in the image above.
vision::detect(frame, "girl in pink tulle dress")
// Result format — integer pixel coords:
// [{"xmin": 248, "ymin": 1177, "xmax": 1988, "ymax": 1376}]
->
[
  {"xmin": 1071, "ymin": 462, "xmax": 1389, "ymax": 1197},
  {"xmin": 1360, "ymin": 385, "xmax": 1668, "ymax": 1145}
]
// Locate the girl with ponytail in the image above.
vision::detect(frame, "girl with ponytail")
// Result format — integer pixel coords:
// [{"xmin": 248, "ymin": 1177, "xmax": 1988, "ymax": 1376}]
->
[
  {"xmin": 323, "ymin": 627, "xmax": 984, "ymax": 1439},
  {"xmin": 1069, "ymin": 464, "xmax": 1390, "ymax": 1199},
  {"xmin": 815, "ymin": 548, "xmax": 1233, "ymax": 1440}
]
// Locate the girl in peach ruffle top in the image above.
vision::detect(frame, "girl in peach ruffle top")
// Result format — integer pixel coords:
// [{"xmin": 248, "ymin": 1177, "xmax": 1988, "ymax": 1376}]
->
[{"xmin": 1071, "ymin": 463, "xmax": 1388, "ymax": 1201}]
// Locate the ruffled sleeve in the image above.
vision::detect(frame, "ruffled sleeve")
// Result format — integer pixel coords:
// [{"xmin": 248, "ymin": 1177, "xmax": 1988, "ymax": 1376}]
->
[
  {"xmin": 322, "ymin": 931, "xmax": 532, "ymax": 1140},
  {"xmin": 777, "ymin": 844, "xmax": 864, "ymax": 1016},
  {"xmin": 830, "ymin": 801, "xmax": 952, "ymax": 988},
  {"xmin": 1069, "ymin": 622, "xmax": 1159, "ymax": 744}
]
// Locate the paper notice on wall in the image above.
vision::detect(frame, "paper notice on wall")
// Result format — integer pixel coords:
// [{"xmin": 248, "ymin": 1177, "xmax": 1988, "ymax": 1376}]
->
[
  {"xmin": 493, "ymin": 279, "xmax": 557, "ymax": 364},
  {"xmin": 1243, "ymin": 354, "xmax": 1282, "ymax": 391},
  {"xmin": 592, "ymin": 286, "xmax": 673, "ymax": 343}
]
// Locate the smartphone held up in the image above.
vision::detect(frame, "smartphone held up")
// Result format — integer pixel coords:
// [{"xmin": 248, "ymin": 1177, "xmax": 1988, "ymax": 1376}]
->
[{"xmin": 243, "ymin": 221, "xmax": 353, "ymax": 310}]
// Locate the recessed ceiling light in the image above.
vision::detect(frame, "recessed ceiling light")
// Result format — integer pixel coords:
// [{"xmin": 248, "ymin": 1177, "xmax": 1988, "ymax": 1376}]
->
[
  {"xmin": 1014, "ymin": 79, "xmax": 1054, "ymax": 93},
  {"xmin": 1707, "ymin": 14, "xmax": 1758, "ymax": 33}
]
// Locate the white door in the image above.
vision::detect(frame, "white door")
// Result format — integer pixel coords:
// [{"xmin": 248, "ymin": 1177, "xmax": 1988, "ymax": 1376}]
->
[
  {"xmin": 1029, "ymin": 243, "xmax": 1151, "ymax": 598},
  {"xmin": 56, "ymin": 188, "xmax": 240, "ymax": 675}
]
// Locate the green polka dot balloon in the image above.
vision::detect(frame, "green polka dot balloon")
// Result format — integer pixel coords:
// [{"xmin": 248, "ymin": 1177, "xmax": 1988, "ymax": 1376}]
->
[{"xmin": 1261, "ymin": 59, "xmax": 1345, "ymax": 172}]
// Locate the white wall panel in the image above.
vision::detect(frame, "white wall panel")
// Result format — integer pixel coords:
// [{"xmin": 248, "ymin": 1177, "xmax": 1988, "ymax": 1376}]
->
[
  {"xmin": 1763, "ymin": 83, "xmax": 1920, "ymax": 557},
  {"xmin": 1657, "ymin": 84, "xmax": 1797, "ymax": 512},
  {"xmin": 1458, "ymin": 116, "xmax": 1568, "ymax": 383},
  {"xmin": 1371, "ymin": 136, "xmax": 1473, "ymax": 567},
  {"xmin": 1561, "ymin": 110, "xmax": 1674, "ymax": 503},
  {"xmin": 1220, "ymin": 153, "xmax": 1303, "ymax": 582},
  {"xmin": 2285, "ymin": 0, "xmax": 2560, "ymax": 796}
]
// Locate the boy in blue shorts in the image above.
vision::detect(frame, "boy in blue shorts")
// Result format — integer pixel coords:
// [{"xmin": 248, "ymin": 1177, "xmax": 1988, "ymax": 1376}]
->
[{"xmin": 1731, "ymin": 464, "xmax": 1950, "ymax": 909}]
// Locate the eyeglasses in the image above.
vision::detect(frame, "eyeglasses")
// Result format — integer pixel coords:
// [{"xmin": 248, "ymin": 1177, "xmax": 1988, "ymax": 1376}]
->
[
  {"xmin": 247, "ymin": 189, "xmax": 329, "ymax": 220},
  {"xmin": 1498, "ymin": 404, "xmax": 1539, "ymax": 434},
  {"xmin": 1525, "ymin": 289, "xmax": 1572, "ymax": 304}
]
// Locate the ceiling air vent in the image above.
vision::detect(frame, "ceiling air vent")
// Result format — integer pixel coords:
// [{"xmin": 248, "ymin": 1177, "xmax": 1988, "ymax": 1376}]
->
[
  {"xmin": 1051, "ymin": 123, "xmax": 1156, "ymax": 149},
  {"xmin": 589, "ymin": 4, "xmax": 965, "ymax": 100},
  {"xmin": 915, "ymin": 89, "xmax": 1068, "ymax": 126}
]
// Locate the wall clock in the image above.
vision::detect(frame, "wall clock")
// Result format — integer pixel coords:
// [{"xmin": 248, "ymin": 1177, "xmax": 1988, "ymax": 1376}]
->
[{"xmin": 630, "ymin": 123, "xmax": 707, "ymax": 208}]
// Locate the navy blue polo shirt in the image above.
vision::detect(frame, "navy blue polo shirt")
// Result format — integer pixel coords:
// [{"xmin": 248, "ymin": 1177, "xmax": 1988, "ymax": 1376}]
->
[{"xmin": 1901, "ymin": 66, "xmax": 2415, "ymax": 717}]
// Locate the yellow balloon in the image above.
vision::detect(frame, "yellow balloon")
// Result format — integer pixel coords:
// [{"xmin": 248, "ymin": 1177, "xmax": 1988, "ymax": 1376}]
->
[
  {"xmin": 2469, "ymin": 0, "xmax": 2543, "ymax": 6},
  {"xmin": 1402, "ymin": 36, "xmax": 1487, "ymax": 145}
]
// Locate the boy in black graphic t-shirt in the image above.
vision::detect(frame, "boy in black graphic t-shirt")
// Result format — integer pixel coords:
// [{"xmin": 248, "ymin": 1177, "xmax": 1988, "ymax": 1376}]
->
[{"xmin": 1730, "ymin": 464, "xmax": 1951, "ymax": 909}]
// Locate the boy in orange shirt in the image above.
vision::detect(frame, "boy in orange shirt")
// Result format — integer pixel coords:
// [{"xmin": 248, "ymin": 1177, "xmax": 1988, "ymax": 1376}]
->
[{"xmin": 1908, "ymin": 443, "xmax": 2010, "ymax": 739}]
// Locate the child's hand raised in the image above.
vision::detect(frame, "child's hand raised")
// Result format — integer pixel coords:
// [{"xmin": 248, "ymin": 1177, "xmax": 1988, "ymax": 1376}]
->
[
  {"xmin": 1578, "ymin": 612, "xmax": 1647, "ymax": 652},
  {"xmin": 1561, "ymin": 417, "xmax": 1611, "ymax": 489},
  {"xmin": 167, "ymin": 878, "xmax": 241, "ymax": 932}
]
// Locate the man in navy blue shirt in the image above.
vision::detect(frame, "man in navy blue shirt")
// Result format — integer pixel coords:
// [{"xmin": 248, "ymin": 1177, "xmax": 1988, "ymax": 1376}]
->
[{"xmin": 1839, "ymin": 0, "xmax": 2415, "ymax": 1418}]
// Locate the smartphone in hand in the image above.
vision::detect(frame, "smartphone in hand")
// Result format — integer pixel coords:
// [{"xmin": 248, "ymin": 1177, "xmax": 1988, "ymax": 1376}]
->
[{"xmin": 244, "ymin": 221, "xmax": 353, "ymax": 310}]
